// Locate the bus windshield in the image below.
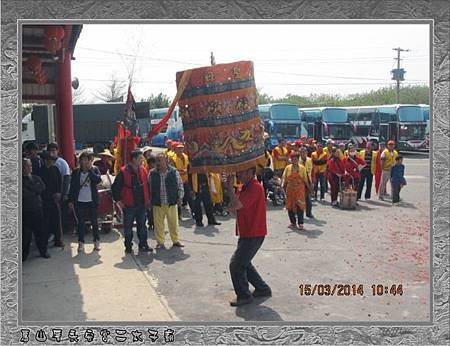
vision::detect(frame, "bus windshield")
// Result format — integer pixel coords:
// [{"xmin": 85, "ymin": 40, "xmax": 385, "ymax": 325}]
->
[
  {"xmin": 324, "ymin": 124, "xmax": 352, "ymax": 140},
  {"xmin": 399, "ymin": 124, "xmax": 426, "ymax": 141},
  {"xmin": 322, "ymin": 108, "xmax": 348, "ymax": 123},
  {"xmin": 377, "ymin": 107, "xmax": 396, "ymax": 122},
  {"xmin": 274, "ymin": 123, "xmax": 302, "ymax": 137},
  {"xmin": 398, "ymin": 106, "xmax": 424, "ymax": 122},
  {"xmin": 271, "ymin": 104, "xmax": 300, "ymax": 120},
  {"xmin": 421, "ymin": 106, "xmax": 430, "ymax": 121}
]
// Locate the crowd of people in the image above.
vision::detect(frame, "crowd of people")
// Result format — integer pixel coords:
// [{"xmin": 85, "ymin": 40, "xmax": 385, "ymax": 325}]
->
[
  {"xmin": 267, "ymin": 137, "xmax": 407, "ymax": 229},
  {"xmin": 22, "ymin": 136, "xmax": 407, "ymax": 306}
]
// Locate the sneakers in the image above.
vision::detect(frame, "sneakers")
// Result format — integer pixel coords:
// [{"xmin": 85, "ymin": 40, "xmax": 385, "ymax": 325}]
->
[
  {"xmin": 139, "ymin": 245, "xmax": 153, "ymax": 252},
  {"xmin": 125, "ymin": 246, "xmax": 133, "ymax": 253},
  {"xmin": 77, "ymin": 242, "xmax": 84, "ymax": 253},
  {"xmin": 229, "ymin": 296, "xmax": 253, "ymax": 307},
  {"xmin": 172, "ymin": 241, "xmax": 185, "ymax": 248},
  {"xmin": 208, "ymin": 221, "xmax": 221, "ymax": 226},
  {"xmin": 252, "ymin": 288, "xmax": 272, "ymax": 298},
  {"xmin": 41, "ymin": 252, "xmax": 51, "ymax": 259},
  {"xmin": 93, "ymin": 241, "xmax": 101, "ymax": 251},
  {"xmin": 196, "ymin": 222, "xmax": 204, "ymax": 227}
]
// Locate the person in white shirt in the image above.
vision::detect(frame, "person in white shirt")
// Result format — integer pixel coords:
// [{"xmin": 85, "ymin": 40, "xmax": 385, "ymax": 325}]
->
[{"xmin": 68, "ymin": 151, "xmax": 102, "ymax": 252}]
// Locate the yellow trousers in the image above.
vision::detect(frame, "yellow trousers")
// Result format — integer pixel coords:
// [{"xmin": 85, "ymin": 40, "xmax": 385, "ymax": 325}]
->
[{"xmin": 153, "ymin": 204, "xmax": 179, "ymax": 244}]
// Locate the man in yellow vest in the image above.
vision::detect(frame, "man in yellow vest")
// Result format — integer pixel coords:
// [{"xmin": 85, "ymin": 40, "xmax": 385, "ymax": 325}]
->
[
  {"xmin": 163, "ymin": 139, "xmax": 175, "ymax": 161},
  {"xmin": 338, "ymin": 142, "xmax": 347, "ymax": 159},
  {"xmin": 171, "ymin": 143, "xmax": 193, "ymax": 219},
  {"xmin": 357, "ymin": 141, "xmax": 377, "ymax": 200},
  {"xmin": 311, "ymin": 142, "xmax": 328, "ymax": 201},
  {"xmin": 299, "ymin": 147, "xmax": 314, "ymax": 218},
  {"xmin": 272, "ymin": 138, "xmax": 289, "ymax": 177},
  {"xmin": 378, "ymin": 140, "xmax": 399, "ymax": 200},
  {"xmin": 190, "ymin": 172, "xmax": 221, "ymax": 227},
  {"xmin": 323, "ymin": 139, "xmax": 335, "ymax": 156}
]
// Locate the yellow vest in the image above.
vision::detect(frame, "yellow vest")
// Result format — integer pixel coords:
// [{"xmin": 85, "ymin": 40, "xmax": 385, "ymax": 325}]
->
[
  {"xmin": 172, "ymin": 153, "xmax": 189, "ymax": 183},
  {"xmin": 209, "ymin": 173, "xmax": 223, "ymax": 204},
  {"xmin": 164, "ymin": 148, "xmax": 175, "ymax": 159},
  {"xmin": 311, "ymin": 151, "xmax": 328, "ymax": 173},
  {"xmin": 256, "ymin": 151, "xmax": 272, "ymax": 176},
  {"xmin": 282, "ymin": 164, "xmax": 308, "ymax": 186},
  {"xmin": 299, "ymin": 157, "xmax": 313, "ymax": 183},
  {"xmin": 272, "ymin": 146, "xmax": 288, "ymax": 170},
  {"xmin": 358, "ymin": 149, "xmax": 377, "ymax": 175},
  {"xmin": 381, "ymin": 149, "xmax": 398, "ymax": 171},
  {"xmin": 323, "ymin": 146, "xmax": 335, "ymax": 157}
]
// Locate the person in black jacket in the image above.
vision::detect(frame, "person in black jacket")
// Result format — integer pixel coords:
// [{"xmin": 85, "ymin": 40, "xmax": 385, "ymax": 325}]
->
[
  {"xmin": 68, "ymin": 151, "xmax": 102, "ymax": 252},
  {"xmin": 39, "ymin": 151, "xmax": 64, "ymax": 248},
  {"xmin": 22, "ymin": 158, "xmax": 50, "ymax": 261},
  {"xmin": 24, "ymin": 142, "xmax": 44, "ymax": 176}
]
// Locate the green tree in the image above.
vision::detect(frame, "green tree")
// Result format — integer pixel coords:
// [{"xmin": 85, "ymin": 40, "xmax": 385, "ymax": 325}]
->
[
  {"xmin": 263, "ymin": 85, "xmax": 429, "ymax": 107},
  {"xmin": 146, "ymin": 93, "xmax": 171, "ymax": 109},
  {"xmin": 22, "ymin": 104, "xmax": 33, "ymax": 117},
  {"xmin": 256, "ymin": 88, "xmax": 274, "ymax": 104}
]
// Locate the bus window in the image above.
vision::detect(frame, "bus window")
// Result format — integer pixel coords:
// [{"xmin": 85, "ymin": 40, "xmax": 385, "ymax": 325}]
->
[
  {"xmin": 275, "ymin": 124, "xmax": 299, "ymax": 137},
  {"xmin": 399, "ymin": 124, "xmax": 426, "ymax": 141},
  {"xmin": 398, "ymin": 106, "xmax": 424, "ymax": 122},
  {"xmin": 379, "ymin": 124, "xmax": 388, "ymax": 142},
  {"xmin": 322, "ymin": 108, "xmax": 348, "ymax": 123}
]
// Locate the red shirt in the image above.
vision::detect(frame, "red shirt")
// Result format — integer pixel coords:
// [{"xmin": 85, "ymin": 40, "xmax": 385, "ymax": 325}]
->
[
  {"xmin": 236, "ymin": 178, "xmax": 267, "ymax": 238},
  {"xmin": 343, "ymin": 155, "xmax": 366, "ymax": 179},
  {"xmin": 327, "ymin": 157, "xmax": 346, "ymax": 176}
]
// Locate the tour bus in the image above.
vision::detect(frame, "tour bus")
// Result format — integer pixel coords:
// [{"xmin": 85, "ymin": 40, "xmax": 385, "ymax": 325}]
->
[
  {"xmin": 258, "ymin": 103, "xmax": 307, "ymax": 149},
  {"xmin": 419, "ymin": 104, "xmax": 430, "ymax": 148},
  {"xmin": 149, "ymin": 106, "xmax": 184, "ymax": 147},
  {"xmin": 299, "ymin": 107, "xmax": 353, "ymax": 146},
  {"xmin": 368, "ymin": 104, "xmax": 427, "ymax": 151},
  {"xmin": 346, "ymin": 105, "xmax": 379, "ymax": 148}
]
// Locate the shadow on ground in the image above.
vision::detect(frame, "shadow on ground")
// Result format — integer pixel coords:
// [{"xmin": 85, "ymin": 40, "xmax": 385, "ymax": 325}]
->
[{"xmin": 235, "ymin": 297, "xmax": 284, "ymax": 321}]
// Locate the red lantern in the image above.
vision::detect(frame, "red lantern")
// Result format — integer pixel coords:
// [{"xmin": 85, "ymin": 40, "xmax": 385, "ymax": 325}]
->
[
  {"xmin": 43, "ymin": 26, "xmax": 65, "ymax": 54},
  {"xmin": 26, "ymin": 55, "xmax": 42, "ymax": 74},
  {"xmin": 43, "ymin": 36, "xmax": 62, "ymax": 54},
  {"xmin": 45, "ymin": 26, "xmax": 65, "ymax": 41},
  {"xmin": 34, "ymin": 69, "xmax": 47, "ymax": 85}
]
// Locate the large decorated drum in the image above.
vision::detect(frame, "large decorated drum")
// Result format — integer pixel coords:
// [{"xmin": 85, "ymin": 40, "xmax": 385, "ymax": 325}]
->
[{"xmin": 176, "ymin": 61, "xmax": 266, "ymax": 174}]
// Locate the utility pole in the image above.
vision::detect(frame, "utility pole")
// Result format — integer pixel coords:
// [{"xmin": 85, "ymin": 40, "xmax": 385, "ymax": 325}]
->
[
  {"xmin": 392, "ymin": 47, "xmax": 409, "ymax": 104},
  {"xmin": 210, "ymin": 51, "xmax": 216, "ymax": 65}
]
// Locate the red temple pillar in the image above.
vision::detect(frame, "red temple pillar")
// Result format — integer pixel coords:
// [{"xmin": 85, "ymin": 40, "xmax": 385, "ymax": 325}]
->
[{"xmin": 56, "ymin": 49, "xmax": 75, "ymax": 168}]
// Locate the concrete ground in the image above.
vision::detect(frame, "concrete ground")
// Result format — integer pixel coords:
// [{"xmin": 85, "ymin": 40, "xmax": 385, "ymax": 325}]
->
[{"xmin": 22, "ymin": 155, "xmax": 430, "ymax": 322}]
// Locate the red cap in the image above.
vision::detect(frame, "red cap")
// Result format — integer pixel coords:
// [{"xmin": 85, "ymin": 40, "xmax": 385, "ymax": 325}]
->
[{"xmin": 387, "ymin": 140, "xmax": 395, "ymax": 145}]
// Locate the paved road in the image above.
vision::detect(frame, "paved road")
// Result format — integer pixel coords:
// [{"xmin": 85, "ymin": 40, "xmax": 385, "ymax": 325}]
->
[
  {"xmin": 133, "ymin": 156, "xmax": 430, "ymax": 322},
  {"xmin": 22, "ymin": 156, "xmax": 430, "ymax": 322}
]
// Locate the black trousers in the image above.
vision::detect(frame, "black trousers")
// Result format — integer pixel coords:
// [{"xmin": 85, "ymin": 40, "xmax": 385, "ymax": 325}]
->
[
  {"xmin": 357, "ymin": 170, "xmax": 373, "ymax": 200},
  {"xmin": 23, "ymin": 209, "xmax": 48, "ymax": 260},
  {"xmin": 288, "ymin": 209, "xmax": 304, "ymax": 225},
  {"xmin": 192, "ymin": 187, "xmax": 215, "ymax": 224},
  {"xmin": 229, "ymin": 236, "xmax": 270, "ymax": 300},
  {"xmin": 305, "ymin": 192, "xmax": 312, "ymax": 216},
  {"xmin": 178, "ymin": 182, "xmax": 194, "ymax": 217},
  {"xmin": 43, "ymin": 199, "xmax": 63, "ymax": 244},
  {"xmin": 392, "ymin": 182, "xmax": 401, "ymax": 203}
]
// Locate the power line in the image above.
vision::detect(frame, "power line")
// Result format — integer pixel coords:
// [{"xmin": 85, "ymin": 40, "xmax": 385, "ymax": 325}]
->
[{"xmin": 78, "ymin": 78, "xmax": 426, "ymax": 86}]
